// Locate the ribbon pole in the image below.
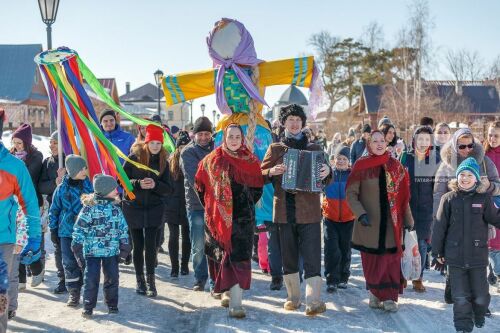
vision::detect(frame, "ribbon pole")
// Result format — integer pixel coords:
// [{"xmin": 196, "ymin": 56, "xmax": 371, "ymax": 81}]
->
[{"xmin": 57, "ymin": 87, "xmax": 63, "ymax": 169}]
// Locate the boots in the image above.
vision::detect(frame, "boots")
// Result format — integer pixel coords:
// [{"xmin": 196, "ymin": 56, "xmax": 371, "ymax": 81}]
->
[
  {"xmin": 270, "ymin": 276, "xmax": 283, "ymax": 291},
  {"xmin": 444, "ymin": 275, "xmax": 453, "ymax": 304},
  {"xmin": 228, "ymin": 284, "xmax": 245, "ymax": 318},
  {"xmin": 146, "ymin": 274, "xmax": 157, "ymax": 297},
  {"xmin": 283, "ymin": 272, "xmax": 301, "ymax": 310},
  {"xmin": 369, "ymin": 293, "xmax": 383, "ymax": 309},
  {"xmin": 383, "ymin": 300, "xmax": 398, "ymax": 312},
  {"xmin": 412, "ymin": 279, "xmax": 426, "ymax": 292},
  {"xmin": 221, "ymin": 291, "xmax": 231, "ymax": 308},
  {"xmin": 53, "ymin": 278, "xmax": 67, "ymax": 294},
  {"xmin": 67, "ymin": 288, "xmax": 80, "ymax": 307},
  {"xmin": 180, "ymin": 262, "xmax": 189, "ymax": 276},
  {"xmin": 136, "ymin": 274, "xmax": 147, "ymax": 295},
  {"xmin": 305, "ymin": 276, "xmax": 326, "ymax": 316}
]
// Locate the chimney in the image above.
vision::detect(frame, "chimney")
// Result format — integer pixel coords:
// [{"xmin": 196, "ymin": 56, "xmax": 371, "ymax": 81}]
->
[
  {"xmin": 125, "ymin": 82, "xmax": 130, "ymax": 94},
  {"xmin": 455, "ymin": 80, "xmax": 463, "ymax": 96}
]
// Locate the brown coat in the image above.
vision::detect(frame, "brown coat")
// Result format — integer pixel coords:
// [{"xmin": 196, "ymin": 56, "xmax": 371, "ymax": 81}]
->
[
  {"xmin": 346, "ymin": 165, "xmax": 414, "ymax": 254},
  {"xmin": 261, "ymin": 142, "xmax": 324, "ymax": 224}
]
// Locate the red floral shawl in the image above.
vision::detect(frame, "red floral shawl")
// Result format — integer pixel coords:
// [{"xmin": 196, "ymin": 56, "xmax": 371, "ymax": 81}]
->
[
  {"xmin": 347, "ymin": 150, "xmax": 410, "ymax": 254},
  {"xmin": 195, "ymin": 124, "xmax": 263, "ymax": 253}
]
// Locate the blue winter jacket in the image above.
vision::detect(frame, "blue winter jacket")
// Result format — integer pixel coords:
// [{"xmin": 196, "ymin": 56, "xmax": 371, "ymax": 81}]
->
[
  {"xmin": 0, "ymin": 250, "xmax": 8, "ymax": 294},
  {"xmin": 72, "ymin": 196, "xmax": 129, "ymax": 257},
  {"xmin": 49, "ymin": 175, "xmax": 93, "ymax": 237},
  {"xmin": 0, "ymin": 142, "xmax": 41, "ymax": 244},
  {"xmin": 101, "ymin": 125, "xmax": 135, "ymax": 163}
]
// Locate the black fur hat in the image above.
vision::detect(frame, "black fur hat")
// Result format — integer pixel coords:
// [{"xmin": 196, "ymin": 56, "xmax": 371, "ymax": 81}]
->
[
  {"xmin": 279, "ymin": 104, "xmax": 307, "ymax": 128},
  {"xmin": 193, "ymin": 116, "xmax": 213, "ymax": 134}
]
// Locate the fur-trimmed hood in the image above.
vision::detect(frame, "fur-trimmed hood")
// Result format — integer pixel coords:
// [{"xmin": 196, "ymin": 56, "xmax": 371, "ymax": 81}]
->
[
  {"xmin": 448, "ymin": 177, "xmax": 490, "ymax": 193},
  {"xmin": 81, "ymin": 193, "xmax": 120, "ymax": 207},
  {"xmin": 440, "ymin": 139, "xmax": 485, "ymax": 168}
]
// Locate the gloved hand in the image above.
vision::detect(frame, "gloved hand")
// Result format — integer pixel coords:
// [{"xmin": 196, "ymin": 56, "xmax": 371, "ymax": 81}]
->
[
  {"xmin": 358, "ymin": 214, "xmax": 370, "ymax": 227},
  {"xmin": 71, "ymin": 243, "xmax": 85, "ymax": 269},
  {"xmin": 431, "ymin": 256, "xmax": 445, "ymax": 273},
  {"xmin": 118, "ymin": 243, "xmax": 132, "ymax": 263},
  {"xmin": 50, "ymin": 229, "xmax": 59, "ymax": 246},
  {"xmin": 404, "ymin": 224, "xmax": 415, "ymax": 232},
  {"xmin": 20, "ymin": 236, "xmax": 41, "ymax": 257}
]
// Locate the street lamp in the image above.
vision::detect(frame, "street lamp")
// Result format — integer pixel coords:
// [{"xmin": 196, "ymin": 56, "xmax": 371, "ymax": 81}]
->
[
  {"xmin": 212, "ymin": 110, "xmax": 217, "ymax": 125},
  {"xmin": 38, "ymin": 0, "xmax": 61, "ymax": 133},
  {"xmin": 200, "ymin": 103, "xmax": 205, "ymax": 117},
  {"xmin": 154, "ymin": 69, "xmax": 163, "ymax": 117},
  {"xmin": 217, "ymin": 113, "xmax": 220, "ymax": 122}
]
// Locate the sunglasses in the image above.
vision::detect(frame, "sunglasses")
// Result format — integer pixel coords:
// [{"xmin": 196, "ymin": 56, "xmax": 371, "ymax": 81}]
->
[{"xmin": 458, "ymin": 143, "xmax": 474, "ymax": 150}]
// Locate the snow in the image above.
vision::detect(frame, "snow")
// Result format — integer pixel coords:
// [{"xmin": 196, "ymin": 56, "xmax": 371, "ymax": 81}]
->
[{"xmin": 8, "ymin": 233, "xmax": 500, "ymax": 333}]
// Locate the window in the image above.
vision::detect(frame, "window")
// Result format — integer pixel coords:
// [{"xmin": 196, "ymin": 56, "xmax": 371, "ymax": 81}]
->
[{"xmin": 168, "ymin": 110, "xmax": 174, "ymax": 121}]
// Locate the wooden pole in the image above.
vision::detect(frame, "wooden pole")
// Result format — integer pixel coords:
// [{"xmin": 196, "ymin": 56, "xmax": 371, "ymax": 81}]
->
[{"xmin": 57, "ymin": 87, "xmax": 63, "ymax": 169}]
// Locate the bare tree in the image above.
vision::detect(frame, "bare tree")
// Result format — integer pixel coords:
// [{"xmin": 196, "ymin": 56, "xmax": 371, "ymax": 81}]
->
[
  {"xmin": 446, "ymin": 48, "xmax": 485, "ymax": 81},
  {"xmin": 361, "ymin": 21, "xmax": 385, "ymax": 51}
]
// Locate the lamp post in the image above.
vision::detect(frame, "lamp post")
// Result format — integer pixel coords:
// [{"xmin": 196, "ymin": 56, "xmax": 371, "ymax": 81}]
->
[
  {"xmin": 189, "ymin": 100, "xmax": 193, "ymax": 126},
  {"xmin": 217, "ymin": 113, "xmax": 220, "ymax": 122},
  {"xmin": 212, "ymin": 110, "xmax": 217, "ymax": 125},
  {"xmin": 38, "ymin": 0, "xmax": 60, "ymax": 133},
  {"xmin": 200, "ymin": 103, "xmax": 205, "ymax": 117},
  {"xmin": 154, "ymin": 69, "xmax": 163, "ymax": 117}
]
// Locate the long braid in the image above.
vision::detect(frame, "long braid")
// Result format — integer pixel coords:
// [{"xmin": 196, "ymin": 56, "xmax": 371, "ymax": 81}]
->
[{"xmin": 246, "ymin": 65, "xmax": 261, "ymax": 152}]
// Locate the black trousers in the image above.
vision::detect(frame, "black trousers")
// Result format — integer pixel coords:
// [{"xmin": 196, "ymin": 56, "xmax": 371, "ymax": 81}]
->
[
  {"xmin": 323, "ymin": 219, "xmax": 354, "ymax": 284},
  {"xmin": 130, "ymin": 228, "xmax": 159, "ymax": 275},
  {"xmin": 279, "ymin": 223, "xmax": 321, "ymax": 280},
  {"xmin": 156, "ymin": 223, "xmax": 165, "ymax": 249},
  {"xmin": 167, "ymin": 223, "xmax": 191, "ymax": 270},
  {"xmin": 449, "ymin": 266, "xmax": 490, "ymax": 332}
]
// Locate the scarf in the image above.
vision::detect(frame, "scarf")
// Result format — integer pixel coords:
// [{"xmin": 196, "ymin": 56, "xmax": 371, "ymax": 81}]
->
[
  {"xmin": 14, "ymin": 150, "xmax": 28, "ymax": 161},
  {"xmin": 347, "ymin": 151, "xmax": 410, "ymax": 254},
  {"xmin": 207, "ymin": 18, "xmax": 268, "ymax": 114},
  {"xmin": 284, "ymin": 129, "xmax": 303, "ymax": 140},
  {"xmin": 195, "ymin": 124, "xmax": 264, "ymax": 253}
]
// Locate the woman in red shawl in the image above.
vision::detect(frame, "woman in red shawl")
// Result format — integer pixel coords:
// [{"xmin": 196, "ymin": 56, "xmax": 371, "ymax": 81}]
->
[
  {"xmin": 195, "ymin": 123, "xmax": 263, "ymax": 319},
  {"xmin": 346, "ymin": 130, "xmax": 414, "ymax": 313}
]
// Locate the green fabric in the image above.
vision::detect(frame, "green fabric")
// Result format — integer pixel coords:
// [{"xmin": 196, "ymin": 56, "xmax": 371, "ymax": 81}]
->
[{"xmin": 223, "ymin": 68, "xmax": 251, "ymax": 114}]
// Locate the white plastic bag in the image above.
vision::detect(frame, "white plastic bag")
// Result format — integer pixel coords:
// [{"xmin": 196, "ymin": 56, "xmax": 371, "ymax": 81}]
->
[{"xmin": 401, "ymin": 230, "xmax": 421, "ymax": 281}]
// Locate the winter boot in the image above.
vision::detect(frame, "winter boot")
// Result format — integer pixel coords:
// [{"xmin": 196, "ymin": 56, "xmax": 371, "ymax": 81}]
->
[
  {"xmin": 283, "ymin": 272, "xmax": 301, "ymax": 310},
  {"xmin": 180, "ymin": 262, "xmax": 189, "ymax": 276},
  {"xmin": 146, "ymin": 274, "xmax": 157, "ymax": 297},
  {"xmin": 221, "ymin": 291, "xmax": 231, "ymax": 308},
  {"xmin": 369, "ymin": 293, "xmax": 383, "ymax": 309},
  {"xmin": 135, "ymin": 274, "xmax": 147, "ymax": 295},
  {"xmin": 305, "ymin": 276, "xmax": 326, "ymax": 316},
  {"xmin": 67, "ymin": 289, "xmax": 80, "ymax": 307},
  {"xmin": 488, "ymin": 267, "xmax": 497, "ymax": 286},
  {"xmin": 326, "ymin": 283, "xmax": 337, "ymax": 293},
  {"xmin": 54, "ymin": 278, "xmax": 67, "ymax": 294},
  {"xmin": 228, "ymin": 284, "xmax": 245, "ymax": 319},
  {"xmin": 383, "ymin": 300, "xmax": 398, "ymax": 312},
  {"xmin": 270, "ymin": 276, "xmax": 283, "ymax": 291},
  {"xmin": 31, "ymin": 269, "xmax": 45, "ymax": 287},
  {"xmin": 412, "ymin": 279, "xmax": 426, "ymax": 293},
  {"xmin": 170, "ymin": 263, "xmax": 179, "ymax": 278},
  {"xmin": 124, "ymin": 253, "xmax": 132, "ymax": 265},
  {"xmin": 81, "ymin": 309, "xmax": 93, "ymax": 318},
  {"xmin": 497, "ymin": 279, "xmax": 500, "ymax": 293}
]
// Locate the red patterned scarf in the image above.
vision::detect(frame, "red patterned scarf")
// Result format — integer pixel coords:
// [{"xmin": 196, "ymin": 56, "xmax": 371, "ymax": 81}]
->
[
  {"xmin": 195, "ymin": 124, "xmax": 263, "ymax": 253},
  {"xmin": 348, "ymin": 147, "xmax": 410, "ymax": 254}
]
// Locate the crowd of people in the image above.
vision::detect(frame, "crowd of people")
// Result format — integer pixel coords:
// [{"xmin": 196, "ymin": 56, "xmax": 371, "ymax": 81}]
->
[{"xmin": 1, "ymin": 105, "xmax": 500, "ymax": 333}]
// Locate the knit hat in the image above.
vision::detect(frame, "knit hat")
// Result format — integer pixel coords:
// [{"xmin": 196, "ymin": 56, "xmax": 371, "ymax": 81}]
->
[
  {"xmin": 12, "ymin": 123, "xmax": 33, "ymax": 147},
  {"xmin": 347, "ymin": 128, "xmax": 356, "ymax": 138},
  {"xmin": 456, "ymin": 157, "xmax": 480, "ymax": 182},
  {"xmin": 99, "ymin": 109, "xmax": 116, "ymax": 123},
  {"xmin": 378, "ymin": 116, "xmax": 392, "ymax": 128},
  {"xmin": 279, "ymin": 104, "xmax": 307, "ymax": 127},
  {"xmin": 150, "ymin": 115, "xmax": 162, "ymax": 124},
  {"xmin": 176, "ymin": 130, "xmax": 191, "ymax": 148},
  {"xmin": 333, "ymin": 145, "xmax": 350, "ymax": 159},
  {"xmin": 361, "ymin": 123, "xmax": 371, "ymax": 134},
  {"xmin": 171, "ymin": 125, "xmax": 180, "ymax": 135},
  {"xmin": 65, "ymin": 154, "xmax": 87, "ymax": 178},
  {"xmin": 93, "ymin": 174, "xmax": 118, "ymax": 197},
  {"xmin": 193, "ymin": 116, "xmax": 213, "ymax": 134},
  {"xmin": 50, "ymin": 131, "xmax": 58, "ymax": 141},
  {"xmin": 145, "ymin": 125, "xmax": 164, "ymax": 144}
]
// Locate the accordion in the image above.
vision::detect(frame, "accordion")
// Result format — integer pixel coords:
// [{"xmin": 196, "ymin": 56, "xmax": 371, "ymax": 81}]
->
[{"xmin": 281, "ymin": 148, "xmax": 326, "ymax": 193}]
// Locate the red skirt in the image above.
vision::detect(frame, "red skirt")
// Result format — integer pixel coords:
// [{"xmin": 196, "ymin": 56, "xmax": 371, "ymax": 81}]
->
[
  {"xmin": 361, "ymin": 252, "xmax": 403, "ymax": 302},
  {"xmin": 208, "ymin": 255, "xmax": 252, "ymax": 293}
]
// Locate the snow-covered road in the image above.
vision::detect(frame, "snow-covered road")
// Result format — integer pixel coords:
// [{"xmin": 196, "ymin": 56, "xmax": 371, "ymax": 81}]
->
[{"xmin": 8, "ymin": 232, "xmax": 500, "ymax": 333}]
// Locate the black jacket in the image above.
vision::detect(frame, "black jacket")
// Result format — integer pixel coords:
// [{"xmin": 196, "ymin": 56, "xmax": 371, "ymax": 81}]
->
[
  {"xmin": 24, "ymin": 149, "xmax": 44, "ymax": 207},
  {"xmin": 203, "ymin": 181, "xmax": 263, "ymax": 263},
  {"xmin": 432, "ymin": 186, "xmax": 500, "ymax": 269},
  {"xmin": 122, "ymin": 151, "xmax": 172, "ymax": 229},
  {"xmin": 403, "ymin": 149, "xmax": 440, "ymax": 240},
  {"xmin": 163, "ymin": 174, "xmax": 188, "ymax": 226},
  {"xmin": 38, "ymin": 154, "xmax": 65, "ymax": 205}
]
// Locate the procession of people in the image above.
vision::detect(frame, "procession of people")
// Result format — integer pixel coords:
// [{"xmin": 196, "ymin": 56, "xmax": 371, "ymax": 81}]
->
[{"xmin": 1, "ymin": 104, "xmax": 500, "ymax": 333}]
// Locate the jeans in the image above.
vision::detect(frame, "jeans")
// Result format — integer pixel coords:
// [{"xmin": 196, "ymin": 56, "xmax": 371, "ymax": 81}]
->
[
  {"xmin": 187, "ymin": 210, "xmax": 208, "ymax": 283},
  {"xmin": 417, "ymin": 238, "xmax": 429, "ymax": 279},
  {"xmin": 323, "ymin": 219, "xmax": 354, "ymax": 284},
  {"xmin": 279, "ymin": 223, "xmax": 321, "ymax": 280},
  {"xmin": 83, "ymin": 256, "xmax": 119, "ymax": 310},
  {"xmin": 0, "ymin": 244, "xmax": 15, "ymax": 331},
  {"xmin": 60, "ymin": 237, "xmax": 83, "ymax": 290},
  {"xmin": 489, "ymin": 249, "xmax": 500, "ymax": 275}
]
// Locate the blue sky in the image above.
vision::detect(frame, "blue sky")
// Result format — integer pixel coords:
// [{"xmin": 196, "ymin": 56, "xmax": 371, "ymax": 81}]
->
[{"xmin": 1, "ymin": 0, "xmax": 499, "ymax": 118}]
